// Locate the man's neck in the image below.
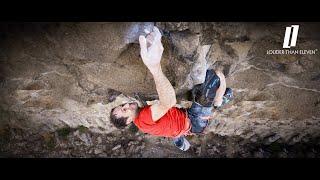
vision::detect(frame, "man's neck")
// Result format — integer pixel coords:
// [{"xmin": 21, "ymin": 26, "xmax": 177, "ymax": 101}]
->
[{"xmin": 134, "ymin": 106, "xmax": 143, "ymax": 119}]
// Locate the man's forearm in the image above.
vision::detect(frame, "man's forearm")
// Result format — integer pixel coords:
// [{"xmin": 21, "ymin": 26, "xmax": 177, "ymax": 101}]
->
[
  {"xmin": 214, "ymin": 72, "xmax": 226, "ymax": 106},
  {"xmin": 150, "ymin": 64, "xmax": 177, "ymax": 108}
]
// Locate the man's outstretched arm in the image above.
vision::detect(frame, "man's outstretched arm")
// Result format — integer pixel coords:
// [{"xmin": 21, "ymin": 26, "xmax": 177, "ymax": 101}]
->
[
  {"xmin": 149, "ymin": 64, "xmax": 177, "ymax": 121},
  {"xmin": 139, "ymin": 27, "xmax": 176, "ymax": 121}
]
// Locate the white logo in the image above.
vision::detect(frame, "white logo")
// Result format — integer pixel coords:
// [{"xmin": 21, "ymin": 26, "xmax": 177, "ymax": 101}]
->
[
  {"xmin": 266, "ymin": 24, "xmax": 317, "ymax": 55},
  {"xmin": 283, "ymin": 25, "xmax": 299, "ymax": 48}
]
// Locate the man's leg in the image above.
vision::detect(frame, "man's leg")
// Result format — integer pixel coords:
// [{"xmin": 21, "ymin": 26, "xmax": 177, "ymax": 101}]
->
[
  {"xmin": 172, "ymin": 70, "xmax": 217, "ymax": 152},
  {"xmin": 192, "ymin": 69, "xmax": 220, "ymax": 107},
  {"xmin": 188, "ymin": 69, "xmax": 234, "ymax": 134},
  {"xmin": 173, "ymin": 70, "xmax": 234, "ymax": 151}
]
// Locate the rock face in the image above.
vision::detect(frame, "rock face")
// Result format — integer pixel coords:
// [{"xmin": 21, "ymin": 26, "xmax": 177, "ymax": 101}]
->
[{"xmin": 0, "ymin": 22, "xmax": 320, "ymax": 157}]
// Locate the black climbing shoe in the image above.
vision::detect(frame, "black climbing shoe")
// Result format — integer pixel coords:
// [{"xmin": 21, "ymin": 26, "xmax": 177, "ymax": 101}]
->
[
  {"xmin": 173, "ymin": 136, "xmax": 191, "ymax": 151},
  {"xmin": 214, "ymin": 87, "xmax": 234, "ymax": 109}
]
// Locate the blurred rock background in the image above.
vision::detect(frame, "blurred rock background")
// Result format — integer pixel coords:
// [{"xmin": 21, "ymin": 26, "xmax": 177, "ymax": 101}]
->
[{"xmin": 0, "ymin": 22, "xmax": 319, "ymax": 157}]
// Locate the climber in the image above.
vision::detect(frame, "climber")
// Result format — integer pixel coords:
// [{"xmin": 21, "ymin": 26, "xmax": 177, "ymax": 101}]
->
[{"xmin": 110, "ymin": 26, "xmax": 233, "ymax": 151}]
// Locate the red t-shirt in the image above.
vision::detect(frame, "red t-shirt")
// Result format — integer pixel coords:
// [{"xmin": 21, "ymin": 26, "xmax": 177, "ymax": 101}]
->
[{"xmin": 133, "ymin": 106, "xmax": 191, "ymax": 138}]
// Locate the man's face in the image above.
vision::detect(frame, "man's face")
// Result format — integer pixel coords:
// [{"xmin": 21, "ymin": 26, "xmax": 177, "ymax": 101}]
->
[{"xmin": 112, "ymin": 102, "xmax": 139, "ymax": 124}]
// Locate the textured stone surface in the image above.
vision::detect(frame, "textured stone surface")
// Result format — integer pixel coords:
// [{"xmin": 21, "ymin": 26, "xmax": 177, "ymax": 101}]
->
[{"xmin": 0, "ymin": 22, "xmax": 320, "ymax": 157}]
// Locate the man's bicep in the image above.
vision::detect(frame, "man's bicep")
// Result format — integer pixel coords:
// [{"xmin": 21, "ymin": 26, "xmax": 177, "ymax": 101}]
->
[{"xmin": 150, "ymin": 103, "xmax": 170, "ymax": 122}]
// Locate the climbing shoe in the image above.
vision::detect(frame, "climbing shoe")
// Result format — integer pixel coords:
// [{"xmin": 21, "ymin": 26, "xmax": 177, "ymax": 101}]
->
[{"xmin": 173, "ymin": 136, "xmax": 190, "ymax": 151}]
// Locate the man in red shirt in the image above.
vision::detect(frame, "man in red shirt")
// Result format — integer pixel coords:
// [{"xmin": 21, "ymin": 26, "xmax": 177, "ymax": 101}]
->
[{"xmin": 110, "ymin": 27, "xmax": 233, "ymax": 151}]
